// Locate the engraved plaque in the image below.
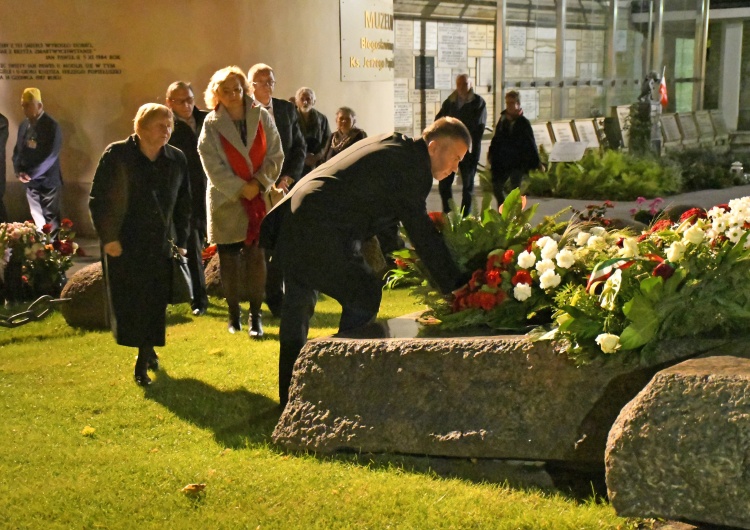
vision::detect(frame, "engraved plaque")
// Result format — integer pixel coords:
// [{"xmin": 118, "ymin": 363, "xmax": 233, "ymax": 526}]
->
[
  {"xmin": 531, "ymin": 122, "xmax": 554, "ymax": 152},
  {"xmin": 573, "ymin": 119, "xmax": 599, "ymax": 149},
  {"xmin": 660, "ymin": 114, "xmax": 682, "ymax": 143},
  {"xmin": 694, "ymin": 111, "xmax": 715, "ymax": 139},
  {"xmin": 676, "ymin": 113, "xmax": 699, "ymax": 141},
  {"xmin": 710, "ymin": 110, "xmax": 730, "ymax": 138},
  {"xmin": 550, "ymin": 121, "xmax": 576, "ymax": 143}
]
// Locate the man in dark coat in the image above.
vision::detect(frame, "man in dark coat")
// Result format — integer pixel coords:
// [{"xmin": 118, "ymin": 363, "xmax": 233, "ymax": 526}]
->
[
  {"xmin": 166, "ymin": 81, "xmax": 209, "ymax": 316},
  {"xmin": 260, "ymin": 117, "xmax": 471, "ymax": 407},
  {"xmin": 488, "ymin": 90, "xmax": 543, "ymax": 205},
  {"xmin": 435, "ymin": 74, "xmax": 487, "ymax": 216},
  {"xmin": 248, "ymin": 63, "xmax": 306, "ymax": 317},
  {"xmin": 89, "ymin": 103, "xmax": 191, "ymax": 386},
  {"xmin": 12, "ymin": 88, "xmax": 63, "ymax": 232},
  {"xmin": 0, "ymin": 111, "xmax": 8, "ymax": 222}
]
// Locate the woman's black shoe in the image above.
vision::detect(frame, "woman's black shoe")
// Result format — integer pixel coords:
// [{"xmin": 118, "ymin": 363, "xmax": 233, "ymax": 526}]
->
[
  {"xmin": 134, "ymin": 371, "xmax": 152, "ymax": 386},
  {"xmin": 147, "ymin": 350, "xmax": 159, "ymax": 371},
  {"xmin": 228, "ymin": 319, "xmax": 242, "ymax": 334},
  {"xmin": 249, "ymin": 313, "xmax": 263, "ymax": 339}
]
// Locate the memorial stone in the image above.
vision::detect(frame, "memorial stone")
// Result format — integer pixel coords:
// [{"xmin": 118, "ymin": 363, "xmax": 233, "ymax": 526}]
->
[
  {"xmin": 572, "ymin": 119, "xmax": 599, "ymax": 149},
  {"xmin": 676, "ymin": 113, "xmax": 699, "ymax": 147}
]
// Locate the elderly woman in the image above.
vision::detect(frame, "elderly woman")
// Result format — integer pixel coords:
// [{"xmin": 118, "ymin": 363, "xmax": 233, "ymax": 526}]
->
[
  {"xmin": 322, "ymin": 106, "xmax": 367, "ymax": 162},
  {"xmin": 198, "ymin": 66, "xmax": 283, "ymax": 336},
  {"xmin": 89, "ymin": 103, "xmax": 191, "ymax": 386},
  {"xmin": 295, "ymin": 86, "xmax": 331, "ymax": 175}
]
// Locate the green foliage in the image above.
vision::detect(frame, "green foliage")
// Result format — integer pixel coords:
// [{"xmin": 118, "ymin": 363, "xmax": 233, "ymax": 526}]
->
[
  {"xmin": 524, "ymin": 149, "xmax": 682, "ymax": 200},
  {"xmin": 664, "ymin": 147, "xmax": 748, "ymax": 191},
  {"xmin": 0, "ymin": 293, "xmax": 630, "ymax": 529}
]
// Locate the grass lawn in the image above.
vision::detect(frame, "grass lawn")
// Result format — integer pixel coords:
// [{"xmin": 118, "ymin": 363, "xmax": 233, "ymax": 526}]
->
[{"xmin": 0, "ymin": 289, "xmax": 636, "ymax": 529}]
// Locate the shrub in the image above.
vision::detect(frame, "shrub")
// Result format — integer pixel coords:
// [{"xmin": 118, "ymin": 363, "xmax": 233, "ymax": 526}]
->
[{"xmin": 664, "ymin": 147, "xmax": 748, "ymax": 191}]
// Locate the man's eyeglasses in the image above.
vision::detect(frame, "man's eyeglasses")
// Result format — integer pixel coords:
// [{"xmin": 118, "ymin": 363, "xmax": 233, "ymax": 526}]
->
[
  {"xmin": 169, "ymin": 97, "xmax": 195, "ymax": 105},
  {"xmin": 253, "ymin": 81, "xmax": 276, "ymax": 88}
]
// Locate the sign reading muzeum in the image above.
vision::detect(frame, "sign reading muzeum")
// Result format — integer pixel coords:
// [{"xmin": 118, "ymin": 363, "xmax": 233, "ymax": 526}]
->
[{"xmin": 340, "ymin": 0, "xmax": 395, "ymax": 82}]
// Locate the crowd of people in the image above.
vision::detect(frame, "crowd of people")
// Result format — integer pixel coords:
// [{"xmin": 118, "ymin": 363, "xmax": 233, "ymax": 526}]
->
[{"xmin": 4, "ymin": 69, "xmax": 542, "ymax": 404}]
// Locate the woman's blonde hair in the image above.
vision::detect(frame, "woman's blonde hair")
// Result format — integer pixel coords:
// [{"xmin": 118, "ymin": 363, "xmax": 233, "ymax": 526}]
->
[
  {"xmin": 204, "ymin": 66, "xmax": 251, "ymax": 109},
  {"xmin": 133, "ymin": 103, "xmax": 173, "ymax": 134}
]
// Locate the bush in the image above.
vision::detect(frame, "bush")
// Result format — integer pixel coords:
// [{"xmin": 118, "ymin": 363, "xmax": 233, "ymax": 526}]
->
[
  {"xmin": 664, "ymin": 147, "xmax": 748, "ymax": 191},
  {"xmin": 523, "ymin": 149, "xmax": 682, "ymax": 200}
]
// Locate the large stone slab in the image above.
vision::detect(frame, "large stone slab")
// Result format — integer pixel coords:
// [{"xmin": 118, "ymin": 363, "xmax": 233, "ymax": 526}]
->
[
  {"xmin": 272, "ymin": 334, "xmax": 747, "ymax": 464},
  {"xmin": 606, "ymin": 356, "xmax": 750, "ymax": 529}
]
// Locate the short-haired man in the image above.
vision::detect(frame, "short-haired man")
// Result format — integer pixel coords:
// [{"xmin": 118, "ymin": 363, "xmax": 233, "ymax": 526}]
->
[
  {"xmin": 0, "ymin": 110, "xmax": 9, "ymax": 222},
  {"xmin": 435, "ymin": 74, "xmax": 486, "ymax": 216},
  {"xmin": 260, "ymin": 117, "xmax": 471, "ymax": 407},
  {"xmin": 166, "ymin": 81, "xmax": 209, "ymax": 316},
  {"xmin": 12, "ymin": 88, "xmax": 63, "ymax": 231},
  {"xmin": 248, "ymin": 63, "xmax": 306, "ymax": 317},
  {"xmin": 488, "ymin": 90, "xmax": 543, "ymax": 205}
]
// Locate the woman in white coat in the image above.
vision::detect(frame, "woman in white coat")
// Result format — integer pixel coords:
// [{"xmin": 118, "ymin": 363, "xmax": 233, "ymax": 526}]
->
[{"xmin": 198, "ymin": 66, "xmax": 284, "ymax": 336}]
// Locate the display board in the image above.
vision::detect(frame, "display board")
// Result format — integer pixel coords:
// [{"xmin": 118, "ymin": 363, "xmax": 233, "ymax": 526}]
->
[
  {"xmin": 614, "ymin": 105, "xmax": 631, "ymax": 148},
  {"xmin": 710, "ymin": 110, "xmax": 730, "ymax": 142},
  {"xmin": 550, "ymin": 120, "xmax": 576, "ymax": 143},
  {"xmin": 694, "ymin": 110, "xmax": 715, "ymax": 145},
  {"xmin": 572, "ymin": 119, "xmax": 600, "ymax": 149},
  {"xmin": 676, "ymin": 113, "xmax": 699, "ymax": 146},
  {"xmin": 660, "ymin": 114, "xmax": 683, "ymax": 144},
  {"xmin": 531, "ymin": 122, "xmax": 554, "ymax": 153},
  {"xmin": 549, "ymin": 141, "xmax": 587, "ymax": 163}
]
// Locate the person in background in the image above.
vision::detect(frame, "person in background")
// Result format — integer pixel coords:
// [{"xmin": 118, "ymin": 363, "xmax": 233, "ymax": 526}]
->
[
  {"xmin": 248, "ymin": 63, "xmax": 306, "ymax": 318},
  {"xmin": 89, "ymin": 103, "xmax": 191, "ymax": 386},
  {"xmin": 260, "ymin": 117, "xmax": 471, "ymax": 407},
  {"xmin": 435, "ymin": 74, "xmax": 486, "ymax": 216},
  {"xmin": 322, "ymin": 106, "xmax": 367, "ymax": 163},
  {"xmin": 165, "ymin": 81, "xmax": 209, "ymax": 316},
  {"xmin": 0, "ymin": 111, "xmax": 8, "ymax": 221},
  {"xmin": 488, "ymin": 90, "xmax": 544, "ymax": 205},
  {"xmin": 12, "ymin": 88, "xmax": 63, "ymax": 232},
  {"xmin": 295, "ymin": 87, "xmax": 330, "ymax": 176},
  {"xmin": 198, "ymin": 66, "xmax": 284, "ymax": 337}
]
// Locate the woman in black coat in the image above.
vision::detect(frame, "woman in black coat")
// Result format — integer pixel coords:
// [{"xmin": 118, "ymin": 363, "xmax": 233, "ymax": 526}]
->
[{"xmin": 89, "ymin": 103, "xmax": 191, "ymax": 386}]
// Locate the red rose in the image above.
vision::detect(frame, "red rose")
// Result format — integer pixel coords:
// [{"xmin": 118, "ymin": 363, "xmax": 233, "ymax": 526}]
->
[
  {"xmin": 61, "ymin": 218, "xmax": 74, "ymax": 229},
  {"xmin": 485, "ymin": 269, "xmax": 502, "ymax": 288},
  {"xmin": 42, "ymin": 223, "xmax": 53, "ymax": 234},
  {"xmin": 502, "ymin": 249, "xmax": 515, "ymax": 265},
  {"xmin": 478, "ymin": 291, "xmax": 496, "ymax": 311},
  {"xmin": 511, "ymin": 270, "xmax": 532, "ymax": 286},
  {"xmin": 653, "ymin": 262, "xmax": 675, "ymax": 280},
  {"xmin": 57, "ymin": 240, "xmax": 74, "ymax": 256}
]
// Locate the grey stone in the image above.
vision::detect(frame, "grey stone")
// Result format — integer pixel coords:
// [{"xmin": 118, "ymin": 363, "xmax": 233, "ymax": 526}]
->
[
  {"xmin": 272, "ymin": 335, "xmax": 746, "ymax": 463},
  {"xmin": 606, "ymin": 356, "xmax": 750, "ymax": 529},
  {"xmin": 59, "ymin": 262, "xmax": 108, "ymax": 329}
]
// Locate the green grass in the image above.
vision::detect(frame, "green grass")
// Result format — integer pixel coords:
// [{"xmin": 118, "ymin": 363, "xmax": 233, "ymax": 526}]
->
[{"xmin": 0, "ymin": 290, "xmax": 634, "ymax": 529}]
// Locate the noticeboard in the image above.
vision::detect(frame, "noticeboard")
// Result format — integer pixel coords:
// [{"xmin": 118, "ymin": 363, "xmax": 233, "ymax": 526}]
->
[
  {"xmin": 676, "ymin": 113, "xmax": 699, "ymax": 142},
  {"xmin": 550, "ymin": 121, "xmax": 576, "ymax": 143},
  {"xmin": 660, "ymin": 114, "xmax": 682, "ymax": 144},
  {"xmin": 572, "ymin": 119, "xmax": 600, "ymax": 149},
  {"xmin": 531, "ymin": 122, "xmax": 554, "ymax": 153},
  {"xmin": 694, "ymin": 111, "xmax": 715, "ymax": 139}
]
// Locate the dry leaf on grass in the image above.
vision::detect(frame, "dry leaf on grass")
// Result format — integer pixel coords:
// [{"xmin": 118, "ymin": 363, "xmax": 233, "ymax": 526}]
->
[{"xmin": 181, "ymin": 483, "xmax": 206, "ymax": 495}]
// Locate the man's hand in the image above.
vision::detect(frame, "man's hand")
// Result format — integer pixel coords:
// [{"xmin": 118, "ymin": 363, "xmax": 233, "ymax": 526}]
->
[
  {"xmin": 277, "ymin": 175, "xmax": 294, "ymax": 192},
  {"xmin": 240, "ymin": 180, "xmax": 261, "ymax": 200},
  {"xmin": 104, "ymin": 240, "xmax": 122, "ymax": 257},
  {"xmin": 177, "ymin": 247, "xmax": 187, "ymax": 257},
  {"xmin": 304, "ymin": 153, "xmax": 318, "ymax": 168},
  {"xmin": 17, "ymin": 172, "xmax": 30, "ymax": 183}
]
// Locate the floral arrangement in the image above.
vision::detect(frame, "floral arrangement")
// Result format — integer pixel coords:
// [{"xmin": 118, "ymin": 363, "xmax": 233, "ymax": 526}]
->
[
  {"xmin": 0, "ymin": 219, "xmax": 79, "ymax": 299},
  {"xmin": 388, "ymin": 190, "xmax": 750, "ymax": 364}
]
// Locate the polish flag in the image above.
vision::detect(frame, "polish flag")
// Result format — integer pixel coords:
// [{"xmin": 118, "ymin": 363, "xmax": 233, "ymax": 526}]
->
[{"xmin": 659, "ymin": 66, "xmax": 668, "ymax": 108}]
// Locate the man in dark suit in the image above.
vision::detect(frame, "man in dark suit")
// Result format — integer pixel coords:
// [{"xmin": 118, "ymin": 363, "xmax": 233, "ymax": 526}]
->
[
  {"xmin": 435, "ymin": 74, "xmax": 487, "ymax": 216},
  {"xmin": 248, "ymin": 63, "xmax": 306, "ymax": 317},
  {"xmin": 260, "ymin": 117, "xmax": 471, "ymax": 407},
  {"xmin": 0, "ymin": 111, "xmax": 9, "ymax": 222},
  {"xmin": 166, "ymin": 81, "xmax": 209, "ymax": 316},
  {"xmin": 12, "ymin": 88, "xmax": 63, "ymax": 231}
]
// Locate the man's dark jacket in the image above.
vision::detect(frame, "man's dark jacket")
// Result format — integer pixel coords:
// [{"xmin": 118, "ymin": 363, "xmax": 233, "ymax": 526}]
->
[
  {"xmin": 269, "ymin": 97, "xmax": 305, "ymax": 182},
  {"xmin": 12, "ymin": 112, "xmax": 63, "ymax": 189},
  {"xmin": 168, "ymin": 107, "xmax": 208, "ymax": 235},
  {"xmin": 488, "ymin": 111, "xmax": 540, "ymax": 176},
  {"xmin": 436, "ymin": 90, "xmax": 486, "ymax": 166},
  {"xmin": 260, "ymin": 133, "xmax": 463, "ymax": 295}
]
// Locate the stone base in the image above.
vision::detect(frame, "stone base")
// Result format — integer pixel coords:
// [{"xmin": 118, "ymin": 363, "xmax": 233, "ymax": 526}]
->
[
  {"xmin": 272, "ymin": 333, "xmax": 748, "ymax": 464},
  {"xmin": 606, "ymin": 356, "xmax": 750, "ymax": 529}
]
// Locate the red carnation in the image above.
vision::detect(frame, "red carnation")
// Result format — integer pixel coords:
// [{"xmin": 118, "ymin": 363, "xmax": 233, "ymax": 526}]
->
[
  {"xmin": 485, "ymin": 269, "xmax": 502, "ymax": 288},
  {"xmin": 715, "ymin": 203, "xmax": 730, "ymax": 212},
  {"xmin": 486, "ymin": 254, "xmax": 503, "ymax": 270},
  {"xmin": 428, "ymin": 211, "xmax": 445, "ymax": 231},
  {"xmin": 478, "ymin": 291, "xmax": 497, "ymax": 311},
  {"xmin": 511, "ymin": 270, "xmax": 532, "ymax": 286},
  {"xmin": 42, "ymin": 223, "xmax": 53, "ymax": 234},
  {"xmin": 678, "ymin": 208, "xmax": 706, "ymax": 224},
  {"xmin": 526, "ymin": 235, "xmax": 542, "ymax": 252},
  {"xmin": 502, "ymin": 249, "xmax": 515, "ymax": 265},
  {"xmin": 468, "ymin": 269, "xmax": 484, "ymax": 290},
  {"xmin": 495, "ymin": 289, "xmax": 507, "ymax": 304},
  {"xmin": 653, "ymin": 262, "xmax": 675, "ymax": 280}
]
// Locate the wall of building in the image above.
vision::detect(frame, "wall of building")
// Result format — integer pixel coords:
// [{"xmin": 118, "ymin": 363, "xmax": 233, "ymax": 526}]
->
[{"xmin": 0, "ymin": 0, "xmax": 395, "ymax": 235}]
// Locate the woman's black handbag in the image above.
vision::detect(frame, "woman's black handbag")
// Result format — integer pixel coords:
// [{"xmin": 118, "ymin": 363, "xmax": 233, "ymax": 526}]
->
[{"xmin": 170, "ymin": 245, "xmax": 193, "ymax": 305}]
